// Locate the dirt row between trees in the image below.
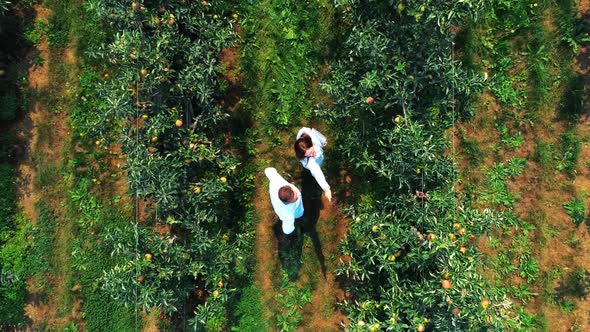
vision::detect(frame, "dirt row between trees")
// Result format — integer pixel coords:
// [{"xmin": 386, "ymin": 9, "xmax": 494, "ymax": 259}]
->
[
  {"xmin": 243, "ymin": 1, "xmax": 347, "ymax": 330},
  {"xmin": 458, "ymin": 1, "xmax": 590, "ymax": 329},
  {"xmin": 251, "ymin": 130, "xmax": 348, "ymax": 331},
  {"xmin": 15, "ymin": 4, "xmax": 82, "ymax": 330}
]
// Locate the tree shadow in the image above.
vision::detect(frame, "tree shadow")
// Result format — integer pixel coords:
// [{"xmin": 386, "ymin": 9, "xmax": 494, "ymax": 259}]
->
[
  {"xmin": 274, "ymin": 169, "xmax": 327, "ymax": 281},
  {"xmin": 574, "ymin": 10, "xmax": 590, "ymax": 119},
  {"xmin": 555, "ymin": 268, "xmax": 590, "ymax": 299}
]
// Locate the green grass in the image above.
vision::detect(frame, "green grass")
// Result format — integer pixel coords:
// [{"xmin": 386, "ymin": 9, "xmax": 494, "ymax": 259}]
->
[
  {"xmin": 563, "ymin": 196, "xmax": 586, "ymax": 226},
  {"xmin": 534, "ymin": 138, "xmax": 555, "ymax": 172},
  {"xmin": 35, "ymin": 163, "xmax": 61, "ymax": 190},
  {"xmin": 240, "ymin": 0, "xmax": 334, "ymax": 131},
  {"xmin": 526, "ymin": 8, "xmax": 551, "ymax": 111},
  {"xmin": 76, "ymin": 214, "xmax": 136, "ymax": 331},
  {"xmin": 459, "ymin": 133, "xmax": 485, "ymax": 166},
  {"xmin": 0, "ymin": 164, "xmax": 16, "ymax": 229},
  {"xmin": 231, "ymin": 286, "xmax": 269, "ymax": 332},
  {"xmin": 481, "ymin": 158, "xmax": 526, "ymax": 207},
  {"xmin": 28, "ymin": 203, "xmax": 57, "ymax": 290},
  {"xmin": 45, "ymin": 1, "xmax": 70, "ymax": 49},
  {"xmin": 556, "ymin": 130, "xmax": 581, "ymax": 178},
  {"xmin": 65, "ymin": 175, "xmax": 136, "ymax": 331},
  {"xmin": 275, "ymin": 273, "xmax": 312, "ymax": 332},
  {"xmin": 0, "ymin": 162, "xmax": 28, "ymax": 326}
]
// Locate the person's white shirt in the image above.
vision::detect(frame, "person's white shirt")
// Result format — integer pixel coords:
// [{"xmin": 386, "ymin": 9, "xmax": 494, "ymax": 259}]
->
[
  {"xmin": 296, "ymin": 127, "xmax": 330, "ymax": 191},
  {"xmin": 264, "ymin": 167, "xmax": 304, "ymax": 234}
]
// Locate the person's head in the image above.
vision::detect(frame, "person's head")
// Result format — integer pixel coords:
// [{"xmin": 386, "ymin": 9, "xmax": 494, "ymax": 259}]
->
[
  {"xmin": 278, "ymin": 185, "xmax": 298, "ymax": 203},
  {"xmin": 294, "ymin": 133, "xmax": 314, "ymax": 160}
]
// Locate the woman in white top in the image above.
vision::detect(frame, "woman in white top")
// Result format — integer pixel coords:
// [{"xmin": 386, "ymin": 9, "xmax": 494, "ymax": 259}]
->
[{"xmin": 293, "ymin": 127, "xmax": 332, "ymax": 202}]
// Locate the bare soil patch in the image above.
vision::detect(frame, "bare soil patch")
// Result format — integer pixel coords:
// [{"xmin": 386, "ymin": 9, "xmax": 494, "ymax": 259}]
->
[{"xmin": 16, "ymin": 4, "xmax": 51, "ymax": 224}]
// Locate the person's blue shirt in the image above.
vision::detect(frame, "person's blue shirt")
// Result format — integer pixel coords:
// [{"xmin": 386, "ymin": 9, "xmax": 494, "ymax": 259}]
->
[{"xmin": 264, "ymin": 167, "xmax": 303, "ymax": 234}]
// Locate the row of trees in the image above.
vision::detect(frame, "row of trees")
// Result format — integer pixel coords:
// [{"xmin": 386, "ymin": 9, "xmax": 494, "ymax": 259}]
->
[
  {"xmin": 319, "ymin": 0, "xmax": 527, "ymax": 330},
  {"xmin": 77, "ymin": 0, "xmax": 251, "ymax": 328}
]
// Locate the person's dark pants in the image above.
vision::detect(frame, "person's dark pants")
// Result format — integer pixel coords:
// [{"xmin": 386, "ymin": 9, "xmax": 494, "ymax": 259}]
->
[
  {"xmin": 301, "ymin": 168, "xmax": 323, "ymax": 201},
  {"xmin": 283, "ymin": 215, "xmax": 305, "ymax": 246},
  {"xmin": 275, "ymin": 215, "xmax": 304, "ymax": 255}
]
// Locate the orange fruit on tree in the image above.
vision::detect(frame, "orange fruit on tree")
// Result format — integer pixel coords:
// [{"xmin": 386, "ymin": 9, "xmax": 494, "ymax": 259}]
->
[
  {"xmin": 459, "ymin": 246, "xmax": 467, "ymax": 254},
  {"xmin": 138, "ymin": 275, "xmax": 145, "ymax": 283},
  {"xmin": 145, "ymin": 253, "xmax": 152, "ymax": 260},
  {"xmin": 481, "ymin": 298, "xmax": 491, "ymax": 308},
  {"xmin": 366, "ymin": 96, "xmax": 375, "ymax": 104},
  {"xmin": 441, "ymin": 279, "xmax": 452, "ymax": 289},
  {"xmin": 175, "ymin": 119, "xmax": 183, "ymax": 127},
  {"xmin": 417, "ymin": 323, "xmax": 425, "ymax": 332},
  {"xmin": 457, "ymin": 228, "xmax": 466, "ymax": 235}
]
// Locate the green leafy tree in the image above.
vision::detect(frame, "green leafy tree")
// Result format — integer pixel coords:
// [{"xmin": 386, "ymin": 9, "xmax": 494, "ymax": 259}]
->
[
  {"xmin": 320, "ymin": 0, "xmax": 527, "ymax": 329},
  {"xmin": 84, "ymin": 0, "xmax": 248, "ymax": 328}
]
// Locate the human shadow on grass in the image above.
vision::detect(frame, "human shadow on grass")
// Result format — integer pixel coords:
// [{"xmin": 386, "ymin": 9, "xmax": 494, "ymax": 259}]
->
[{"xmin": 274, "ymin": 170, "xmax": 327, "ymax": 281}]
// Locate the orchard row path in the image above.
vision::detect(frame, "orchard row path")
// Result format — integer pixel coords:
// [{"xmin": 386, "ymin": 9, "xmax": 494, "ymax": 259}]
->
[
  {"xmin": 458, "ymin": 1, "xmax": 590, "ymax": 329},
  {"xmin": 15, "ymin": 4, "xmax": 82, "ymax": 330},
  {"xmin": 238, "ymin": 0, "xmax": 348, "ymax": 330}
]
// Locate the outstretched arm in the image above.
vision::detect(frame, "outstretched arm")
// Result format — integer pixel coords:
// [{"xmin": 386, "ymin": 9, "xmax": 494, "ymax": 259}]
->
[{"xmin": 307, "ymin": 158, "xmax": 331, "ymax": 202}]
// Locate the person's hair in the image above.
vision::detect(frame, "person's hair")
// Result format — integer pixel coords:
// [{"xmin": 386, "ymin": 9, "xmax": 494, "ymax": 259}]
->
[
  {"xmin": 278, "ymin": 186, "xmax": 295, "ymax": 203},
  {"xmin": 294, "ymin": 133, "xmax": 313, "ymax": 160}
]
